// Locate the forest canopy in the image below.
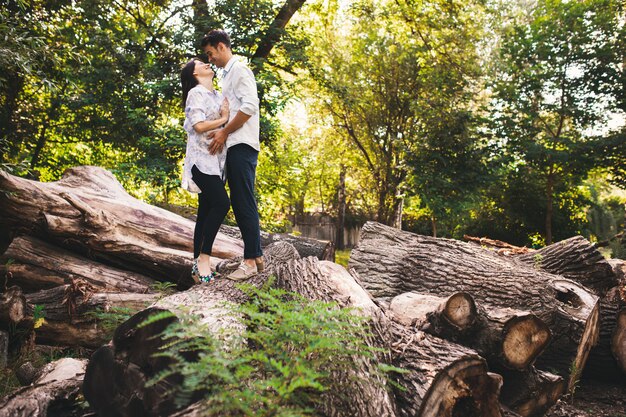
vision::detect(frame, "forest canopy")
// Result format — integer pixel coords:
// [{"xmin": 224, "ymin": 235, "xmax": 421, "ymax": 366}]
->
[{"xmin": 1, "ymin": 0, "xmax": 625, "ymax": 255}]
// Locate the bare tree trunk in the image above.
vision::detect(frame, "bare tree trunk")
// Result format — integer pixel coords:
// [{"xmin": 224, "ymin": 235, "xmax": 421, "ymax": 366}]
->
[
  {"xmin": 25, "ymin": 282, "xmax": 159, "ymax": 348},
  {"xmin": 335, "ymin": 166, "xmax": 346, "ymax": 250},
  {"xmin": 545, "ymin": 173, "xmax": 554, "ymax": 245},
  {"xmin": 516, "ymin": 235, "xmax": 616, "ymax": 296},
  {"xmin": 0, "ymin": 166, "xmax": 243, "ymax": 285},
  {"xmin": 251, "ymin": 0, "xmax": 307, "ymax": 71}
]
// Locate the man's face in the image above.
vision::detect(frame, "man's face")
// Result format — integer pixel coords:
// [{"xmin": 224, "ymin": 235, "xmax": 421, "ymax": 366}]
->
[{"xmin": 204, "ymin": 43, "xmax": 228, "ymax": 68}]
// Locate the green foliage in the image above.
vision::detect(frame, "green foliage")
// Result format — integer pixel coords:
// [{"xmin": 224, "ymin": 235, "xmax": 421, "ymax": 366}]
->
[
  {"xmin": 147, "ymin": 281, "xmax": 398, "ymax": 416},
  {"xmin": 151, "ymin": 281, "xmax": 178, "ymax": 296},
  {"xmin": 84, "ymin": 307, "xmax": 137, "ymax": 337},
  {"xmin": 334, "ymin": 249, "xmax": 351, "ymax": 267},
  {"xmin": 490, "ymin": 0, "xmax": 625, "ymax": 243}
]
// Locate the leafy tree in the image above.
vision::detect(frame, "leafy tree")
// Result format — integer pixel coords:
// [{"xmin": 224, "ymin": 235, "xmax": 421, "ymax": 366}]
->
[
  {"xmin": 303, "ymin": 0, "xmax": 488, "ymax": 229},
  {"xmin": 492, "ymin": 0, "xmax": 625, "ymax": 244}
]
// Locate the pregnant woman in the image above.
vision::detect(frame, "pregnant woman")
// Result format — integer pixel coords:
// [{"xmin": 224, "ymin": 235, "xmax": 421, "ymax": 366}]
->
[{"xmin": 180, "ymin": 58, "xmax": 230, "ymax": 284}]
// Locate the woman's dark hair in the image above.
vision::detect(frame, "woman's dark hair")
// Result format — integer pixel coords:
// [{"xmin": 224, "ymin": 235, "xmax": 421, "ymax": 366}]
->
[{"xmin": 181, "ymin": 59, "xmax": 200, "ymax": 109}]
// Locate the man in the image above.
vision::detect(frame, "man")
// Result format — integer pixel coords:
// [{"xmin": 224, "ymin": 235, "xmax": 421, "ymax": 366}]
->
[{"xmin": 202, "ymin": 29, "xmax": 264, "ymax": 280}]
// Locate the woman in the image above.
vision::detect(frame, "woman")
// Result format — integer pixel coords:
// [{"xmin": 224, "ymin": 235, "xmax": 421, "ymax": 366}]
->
[{"xmin": 181, "ymin": 58, "xmax": 230, "ymax": 283}]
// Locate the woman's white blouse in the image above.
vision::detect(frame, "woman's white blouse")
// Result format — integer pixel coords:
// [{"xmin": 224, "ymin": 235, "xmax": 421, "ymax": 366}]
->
[{"xmin": 182, "ymin": 85, "xmax": 227, "ymax": 193}]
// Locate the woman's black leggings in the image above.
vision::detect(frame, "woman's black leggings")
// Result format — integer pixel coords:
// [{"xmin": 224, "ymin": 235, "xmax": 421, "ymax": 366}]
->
[{"xmin": 191, "ymin": 165, "xmax": 230, "ymax": 258}]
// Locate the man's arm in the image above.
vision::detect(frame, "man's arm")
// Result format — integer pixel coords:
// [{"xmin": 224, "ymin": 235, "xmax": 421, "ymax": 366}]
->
[
  {"xmin": 208, "ymin": 110, "xmax": 251, "ymax": 154},
  {"xmin": 208, "ymin": 64, "xmax": 259, "ymax": 155}
]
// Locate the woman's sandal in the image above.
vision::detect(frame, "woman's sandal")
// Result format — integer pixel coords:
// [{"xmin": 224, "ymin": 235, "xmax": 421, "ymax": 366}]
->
[
  {"xmin": 191, "ymin": 259, "xmax": 201, "ymax": 284},
  {"xmin": 192, "ymin": 259, "xmax": 217, "ymax": 284}
]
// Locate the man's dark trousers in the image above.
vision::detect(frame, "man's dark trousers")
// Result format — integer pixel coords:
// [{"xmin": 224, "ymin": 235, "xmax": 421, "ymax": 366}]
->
[{"xmin": 227, "ymin": 143, "xmax": 263, "ymax": 259}]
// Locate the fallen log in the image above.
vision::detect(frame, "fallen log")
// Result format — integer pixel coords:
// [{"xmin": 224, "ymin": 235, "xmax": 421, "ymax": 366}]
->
[
  {"xmin": 0, "ymin": 285, "xmax": 26, "ymax": 328},
  {"xmin": 499, "ymin": 367, "xmax": 565, "ymax": 417},
  {"xmin": 275, "ymin": 258, "xmax": 503, "ymax": 417},
  {"xmin": 220, "ymin": 224, "xmax": 335, "ymax": 261},
  {"xmin": 614, "ymin": 308, "xmax": 626, "ymax": 375},
  {"xmin": 0, "ymin": 357, "xmax": 87, "ymax": 417},
  {"xmin": 24, "ymin": 281, "xmax": 159, "ymax": 348},
  {"xmin": 0, "ymin": 166, "xmax": 243, "ymax": 284},
  {"xmin": 516, "ymin": 236, "xmax": 617, "ymax": 296},
  {"xmin": 83, "ymin": 242, "xmax": 301, "ymax": 417},
  {"xmin": 350, "ymin": 221, "xmax": 600, "ymax": 388},
  {"xmin": 0, "ymin": 235, "xmax": 156, "ymax": 293},
  {"xmin": 388, "ymin": 292, "xmax": 551, "ymax": 371}
]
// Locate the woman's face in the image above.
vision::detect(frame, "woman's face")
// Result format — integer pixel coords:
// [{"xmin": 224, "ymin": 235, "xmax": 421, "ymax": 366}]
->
[{"xmin": 193, "ymin": 60, "xmax": 214, "ymax": 79}]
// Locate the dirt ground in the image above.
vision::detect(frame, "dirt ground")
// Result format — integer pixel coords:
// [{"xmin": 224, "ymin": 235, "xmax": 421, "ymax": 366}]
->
[{"xmin": 545, "ymin": 379, "xmax": 626, "ymax": 417}]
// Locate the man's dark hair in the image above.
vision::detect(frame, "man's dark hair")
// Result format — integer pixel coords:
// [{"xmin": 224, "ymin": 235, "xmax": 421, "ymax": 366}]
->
[{"xmin": 201, "ymin": 30, "xmax": 231, "ymax": 49}]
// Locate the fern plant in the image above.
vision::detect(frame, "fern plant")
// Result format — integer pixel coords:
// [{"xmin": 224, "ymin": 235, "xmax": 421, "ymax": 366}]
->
[{"xmin": 146, "ymin": 280, "xmax": 398, "ymax": 416}]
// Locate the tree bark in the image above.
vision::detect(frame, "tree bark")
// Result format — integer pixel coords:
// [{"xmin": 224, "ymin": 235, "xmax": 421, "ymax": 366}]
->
[
  {"xmin": 388, "ymin": 292, "xmax": 550, "ymax": 371},
  {"xmin": 251, "ymin": 0, "xmax": 307, "ymax": 71},
  {"xmin": 275, "ymin": 258, "xmax": 503, "ymax": 417},
  {"xmin": 0, "ymin": 358, "xmax": 87, "ymax": 417},
  {"xmin": 0, "ymin": 285, "xmax": 26, "ymax": 328},
  {"xmin": 516, "ymin": 235, "xmax": 617, "ymax": 296},
  {"xmin": 0, "ymin": 166, "xmax": 243, "ymax": 284},
  {"xmin": 83, "ymin": 242, "xmax": 301, "ymax": 417},
  {"xmin": 220, "ymin": 224, "xmax": 334, "ymax": 261},
  {"xmin": 24, "ymin": 282, "xmax": 159, "ymax": 348},
  {"xmin": 1, "ymin": 235, "xmax": 156, "ymax": 293},
  {"xmin": 499, "ymin": 367, "xmax": 565, "ymax": 417},
  {"xmin": 349, "ymin": 221, "xmax": 599, "ymax": 388}
]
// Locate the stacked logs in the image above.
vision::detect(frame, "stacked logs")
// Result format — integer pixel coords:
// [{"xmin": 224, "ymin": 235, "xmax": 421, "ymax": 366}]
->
[
  {"xmin": 350, "ymin": 221, "xmax": 624, "ymax": 416},
  {"xmin": 1, "ymin": 167, "xmax": 624, "ymax": 417},
  {"xmin": 0, "ymin": 167, "xmax": 332, "ymax": 415}
]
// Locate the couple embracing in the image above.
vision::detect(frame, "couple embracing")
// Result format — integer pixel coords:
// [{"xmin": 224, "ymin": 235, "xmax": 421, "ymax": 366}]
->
[{"xmin": 180, "ymin": 30, "xmax": 263, "ymax": 284}]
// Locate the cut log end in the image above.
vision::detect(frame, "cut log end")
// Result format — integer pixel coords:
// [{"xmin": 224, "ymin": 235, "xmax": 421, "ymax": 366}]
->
[
  {"xmin": 420, "ymin": 361, "xmax": 503, "ymax": 417},
  {"xmin": 502, "ymin": 314, "xmax": 551, "ymax": 369},
  {"xmin": 389, "ymin": 291, "xmax": 477, "ymax": 330},
  {"xmin": 444, "ymin": 292, "xmax": 477, "ymax": 329},
  {"xmin": 613, "ymin": 309, "xmax": 626, "ymax": 374}
]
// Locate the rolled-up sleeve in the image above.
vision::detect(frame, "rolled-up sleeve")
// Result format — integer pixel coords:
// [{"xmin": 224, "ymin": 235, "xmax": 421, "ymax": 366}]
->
[
  {"xmin": 185, "ymin": 90, "xmax": 206, "ymax": 131},
  {"xmin": 234, "ymin": 67, "xmax": 259, "ymax": 117}
]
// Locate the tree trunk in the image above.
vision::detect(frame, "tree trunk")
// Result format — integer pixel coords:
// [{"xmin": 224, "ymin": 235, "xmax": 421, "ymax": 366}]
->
[
  {"xmin": 1, "ymin": 235, "xmax": 156, "ymax": 293},
  {"xmin": 335, "ymin": 166, "xmax": 346, "ymax": 250},
  {"xmin": 24, "ymin": 282, "xmax": 159, "ymax": 348},
  {"xmin": 275, "ymin": 258, "xmax": 503, "ymax": 417},
  {"xmin": 0, "ymin": 166, "xmax": 244, "ymax": 285},
  {"xmin": 0, "ymin": 358, "xmax": 87, "ymax": 417},
  {"xmin": 499, "ymin": 367, "xmax": 565, "ymax": 417},
  {"xmin": 251, "ymin": 0, "xmax": 307, "ymax": 71},
  {"xmin": 83, "ymin": 242, "xmax": 301, "ymax": 417},
  {"xmin": 516, "ymin": 235, "xmax": 617, "ymax": 296},
  {"xmin": 545, "ymin": 173, "xmax": 554, "ymax": 245},
  {"xmin": 388, "ymin": 292, "xmax": 551, "ymax": 371},
  {"xmin": 0, "ymin": 285, "xmax": 26, "ymax": 328},
  {"xmin": 582, "ymin": 286, "xmax": 626, "ymax": 381},
  {"xmin": 349, "ymin": 221, "xmax": 599, "ymax": 387},
  {"xmin": 219, "ymin": 224, "xmax": 334, "ymax": 261}
]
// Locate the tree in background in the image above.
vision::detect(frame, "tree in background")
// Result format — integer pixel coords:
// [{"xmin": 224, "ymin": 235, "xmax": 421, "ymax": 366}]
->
[
  {"xmin": 302, "ymin": 0, "xmax": 488, "ymax": 230},
  {"xmin": 491, "ymin": 0, "xmax": 625, "ymax": 244}
]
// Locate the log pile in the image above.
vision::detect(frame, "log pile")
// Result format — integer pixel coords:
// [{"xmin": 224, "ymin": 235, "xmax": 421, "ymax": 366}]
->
[{"xmin": 1, "ymin": 167, "xmax": 625, "ymax": 416}]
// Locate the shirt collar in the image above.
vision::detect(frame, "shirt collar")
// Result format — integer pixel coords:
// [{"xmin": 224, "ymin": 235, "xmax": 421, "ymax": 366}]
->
[{"xmin": 223, "ymin": 56, "xmax": 238, "ymax": 74}]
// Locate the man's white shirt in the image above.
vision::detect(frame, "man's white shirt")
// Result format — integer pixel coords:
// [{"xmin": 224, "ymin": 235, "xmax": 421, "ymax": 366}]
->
[{"xmin": 220, "ymin": 56, "xmax": 260, "ymax": 151}]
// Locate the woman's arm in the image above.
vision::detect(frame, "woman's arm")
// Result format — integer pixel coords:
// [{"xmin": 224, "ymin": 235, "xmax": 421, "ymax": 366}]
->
[
  {"xmin": 192, "ymin": 97, "xmax": 229, "ymax": 133},
  {"xmin": 192, "ymin": 117, "xmax": 227, "ymax": 133}
]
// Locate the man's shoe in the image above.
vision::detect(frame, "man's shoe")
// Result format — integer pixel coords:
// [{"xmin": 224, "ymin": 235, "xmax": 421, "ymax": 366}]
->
[{"xmin": 227, "ymin": 262, "xmax": 258, "ymax": 281}]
